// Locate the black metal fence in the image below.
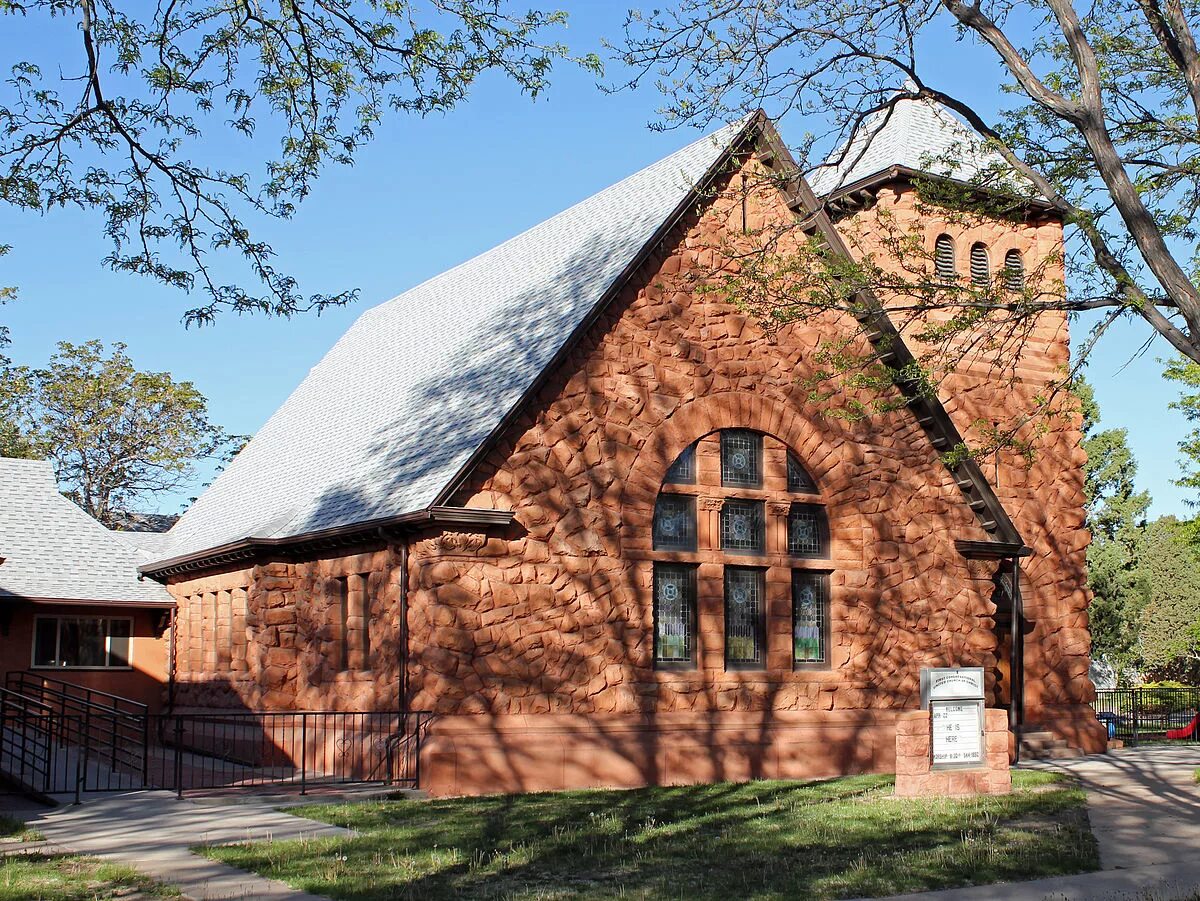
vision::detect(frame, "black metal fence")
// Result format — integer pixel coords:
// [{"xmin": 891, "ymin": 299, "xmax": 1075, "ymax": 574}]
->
[
  {"xmin": 0, "ymin": 672, "xmax": 428, "ymax": 800},
  {"xmin": 1092, "ymin": 687, "xmax": 1200, "ymax": 745}
]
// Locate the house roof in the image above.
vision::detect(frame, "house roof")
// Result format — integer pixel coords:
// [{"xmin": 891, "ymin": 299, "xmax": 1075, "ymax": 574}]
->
[
  {"xmin": 806, "ymin": 96, "xmax": 1021, "ymax": 198},
  {"xmin": 148, "ymin": 110, "xmax": 1026, "ymax": 576},
  {"xmin": 0, "ymin": 458, "xmax": 174, "ymax": 606},
  {"xmin": 157, "ymin": 117, "xmax": 752, "ymax": 565}
]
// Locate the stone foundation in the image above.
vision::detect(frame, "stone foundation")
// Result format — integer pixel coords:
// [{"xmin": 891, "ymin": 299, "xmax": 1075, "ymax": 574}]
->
[{"xmin": 421, "ymin": 709, "xmax": 898, "ymax": 797}]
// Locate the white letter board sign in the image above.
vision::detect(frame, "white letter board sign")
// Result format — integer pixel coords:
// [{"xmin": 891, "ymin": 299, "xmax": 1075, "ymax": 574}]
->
[{"xmin": 920, "ymin": 667, "xmax": 986, "ymax": 769}]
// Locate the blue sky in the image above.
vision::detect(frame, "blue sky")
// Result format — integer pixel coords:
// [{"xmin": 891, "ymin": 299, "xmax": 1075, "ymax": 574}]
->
[{"xmin": 0, "ymin": 4, "xmax": 1190, "ymax": 518}]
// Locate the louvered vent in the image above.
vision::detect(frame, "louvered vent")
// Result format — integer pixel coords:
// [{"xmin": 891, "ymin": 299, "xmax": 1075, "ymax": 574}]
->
[
  {"xmin": 1004, "ymin": 249, "xmax": 1024, "ymax": 292},
  {"xmin": 934, "ymin": 234, "xmax": 955, "ymax": 280},
  {"xmin": 970, "ymin": 242, "xmax": 990, "ymax": 286}
]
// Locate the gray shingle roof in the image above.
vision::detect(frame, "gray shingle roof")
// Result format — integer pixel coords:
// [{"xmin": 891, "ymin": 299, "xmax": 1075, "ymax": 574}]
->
[
  {"xmin": 159, "ymin": 117, "xmax": 751, "ymax": 563},
  {"xmin": 806, "ymin": 96, "xmax": 1019, "ymax": 196},
  {"xmin": 0, "ymin": 458, "xmax": 173, "ymax": 605}
]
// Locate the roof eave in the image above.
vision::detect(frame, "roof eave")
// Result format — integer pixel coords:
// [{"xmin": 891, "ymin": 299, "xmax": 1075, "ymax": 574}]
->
[
  {"xmin": 0, "ymin": 593, "xmax": 175, "ymax": 608},
  {"xmin": 139, "ymin": 505, "xmax": 516, "ymax": 581},
  {"xmin": 818, "ymin": 165, "xmax": 1059, "ymax": 215}
]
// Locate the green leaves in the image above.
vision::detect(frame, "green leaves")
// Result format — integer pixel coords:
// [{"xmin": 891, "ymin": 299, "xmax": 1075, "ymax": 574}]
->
[
  {"xmin": 0, "ymin": 0, "xmax": 590, "ymax": 324},
  {"xmin": 0, "ymin": 339, "xmax": 239, "ymax": 523}
]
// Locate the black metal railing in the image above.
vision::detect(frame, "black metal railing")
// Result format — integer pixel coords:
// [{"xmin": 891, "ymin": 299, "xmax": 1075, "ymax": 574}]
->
[
  {"xmin": 147, "ymin": 709, "xmax": 429, "ymax": 798},
  {"xmin": 0, "ymin": 684, "xmax": 429, "ymax": 800},
  {"xmin": 1093, "ymin": 687, "xmax": 1200, "ymax": 746},
  {"xmin": 0, "ymin": 687, "xmax": 55, "ymax": 793},
  {"xmin": 5, "ymin": 672, "xmax": 149, "ymax": 795}
]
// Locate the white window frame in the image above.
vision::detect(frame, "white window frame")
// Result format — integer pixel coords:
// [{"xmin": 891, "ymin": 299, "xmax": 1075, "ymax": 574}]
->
[{"xmin": 31, "ymin": 615, "xmax": 135, "ymax": 671}]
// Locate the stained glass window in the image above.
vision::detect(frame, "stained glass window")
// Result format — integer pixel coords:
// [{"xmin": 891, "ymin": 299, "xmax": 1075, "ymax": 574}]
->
[
  {"xmin": 721, "ymin": 430, "xmax": 762, "ymax": 488},
  {"xmin": 787, "ymin": 453, "xmax": 817, "ymax": 493},
  {"xmin": 654, "ymin": 564, "xmax": 696, "ymax": 666},
  {"xmin": 793, "ymin": 571, "xmax": 827, "ymax": 665},
  {"xmin": 653, "ymin": 494, "xmax": 697, "ymax": 551},
  {"xmin": 725, "ymin": 567, "xmax": 765, "ymax": 666},
  {"xmin": 721, "ymin": 499, "xmax": 764, "ymax": 553},
  {"xmin": 665, "ymin": 442, "xmax": 697, "ymax": 484},
  {"xmin": 788, "ymin": 503, "xmax": 826, "ymax": 557}
]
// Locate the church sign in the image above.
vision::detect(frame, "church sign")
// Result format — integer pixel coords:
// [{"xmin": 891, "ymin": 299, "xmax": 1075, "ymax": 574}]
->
[{"xmin": 920, "ymin": 667, "xmax": 986, "ymax": 769}]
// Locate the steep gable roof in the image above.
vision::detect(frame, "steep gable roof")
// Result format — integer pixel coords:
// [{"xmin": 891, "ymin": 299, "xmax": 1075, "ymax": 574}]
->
[
  {"xmin": 806, "ymin": 96, "xmax": 1020, "ymax": 197},
  {"xmin": 158, "ymin": 118, "xmax": 752, "ymax": 565},
  {"xmin": 0, "ymin": 458, "xmax": 173, "ymax": 605}
]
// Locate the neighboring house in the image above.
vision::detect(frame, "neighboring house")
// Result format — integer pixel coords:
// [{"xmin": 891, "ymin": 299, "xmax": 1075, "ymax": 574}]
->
[
  {"xmin": 0, "ymin": 458, "xmax": 173, "ymax": 709},
  {"xmin": 142, "ymin": 103, "xmax": 1107, "ymax": 795}
]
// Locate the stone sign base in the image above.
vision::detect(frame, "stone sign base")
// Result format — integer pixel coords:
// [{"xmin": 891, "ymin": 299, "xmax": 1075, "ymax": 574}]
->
[{"xmin": 894, "ymin": 708, "xmax": 1011, "ymax": 798}]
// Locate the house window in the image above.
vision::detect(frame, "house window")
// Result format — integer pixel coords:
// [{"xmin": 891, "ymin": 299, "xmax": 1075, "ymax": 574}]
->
[
  {"xmin": 1004, "ymin": 249, "xmax": 1024, "ymax": 292},
  {"xmin": 721, "ymin": 430, "xmax": 763, "ymax": 488},
  {"xmin": 793, "ymin": 571, "xmax": 829, "ymax": 666},
  {"xmin": 654, "ymin": 494, "xmax": 698, "ymax": 551},
  {"xmin": 32, "ymin": 617, "xmax": 132, "ymax": 669},
  {"xmin": 654, "ymin": 563, "xmax": 696, "ymax": 667},
  {"xmin": 934, "ymin": 234, "xmax": 955, "ymax": 280},
  {"xmin": 648, "ymin": 430, "xmax": 834, "ymax": 672},
  {"xmin": 970, "ymin": 242, "xmax": 990, "ymax": 286},
  {"xmin": 725, "ymin": 567, "xmax": 766, "ymax": 667}
]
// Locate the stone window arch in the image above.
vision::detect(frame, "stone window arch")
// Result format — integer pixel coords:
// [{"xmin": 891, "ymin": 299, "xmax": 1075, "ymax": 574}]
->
[
  {"xmin": 934, "ymin": 234, "xmax": 956, "ymax": 280},
  {"xmin": 649, "ymin": 429, "xmax": 832, "ymax": 671},
  {"xmin": 970, "ymin": 242, "xmax": 990, "ymax": 286}
]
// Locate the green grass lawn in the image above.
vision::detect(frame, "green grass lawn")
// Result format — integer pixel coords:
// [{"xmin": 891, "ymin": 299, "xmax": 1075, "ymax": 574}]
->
[
  {"xmin": 0, "ymin": 855, "xmax": 179, "ymax": 901},
  {"xmin": 201, "ymin": 771, "xmax": 1098, "ymax": 900},
  {"xmin": 0, "ymin": 813, "xmax": 176, "ymax": 900}
]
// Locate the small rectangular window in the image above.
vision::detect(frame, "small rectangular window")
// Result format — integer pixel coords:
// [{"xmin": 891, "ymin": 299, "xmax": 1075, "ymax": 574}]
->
[
  {"xmin": 653, "ymin": 494, "xmax": 698, "ymax": 551},
  {"xmin": 664, "ymin": 443, "xmax": 697, "ymax": 484},
  {"xmin": 721, "ymin": 430, "xmax": 763, "ymax": 488},
  {"xmin": 721, "ymin": 499, "xmax": 765, "ymax": 554},
  {"xmin": 31, "ymin": 617, "xmax": 134, "ymax": 669},
  {"xmin": 725, "ymin": 567, "xmax": 765, "ymax": 668},
  {"xmin": 793, "ymin": 571, "xmax": 829, "ymax": 666},
  {"xmin": 788, "ymin": 503, "xmax": 827, "ymax": 558},
  {"xmin": 654, "ymin": 564, "xmax": 696, "ymax": 668}
]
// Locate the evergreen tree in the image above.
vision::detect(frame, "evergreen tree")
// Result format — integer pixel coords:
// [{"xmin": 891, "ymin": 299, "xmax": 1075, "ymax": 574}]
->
[
  {"xmin": 1075, "ymin": 378, "xmax": 1150, "ymax": 682},
  {"xmin": 1136, "ymin": 517, "xmax": 1200, "ymax": 683}
]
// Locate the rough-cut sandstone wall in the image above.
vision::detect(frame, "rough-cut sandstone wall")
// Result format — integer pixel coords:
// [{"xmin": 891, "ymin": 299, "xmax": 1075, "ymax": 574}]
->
[
  {"xmin": 167, "ymin": 547, "xmax": 403, "ymax": 711},
  {"xmin": 163, "ymin": 151, "xmax": 1104, "ymax": 794},
  {"xmin": 833, "ymin": 184, "xmax": 1101, "ymax": 748}
]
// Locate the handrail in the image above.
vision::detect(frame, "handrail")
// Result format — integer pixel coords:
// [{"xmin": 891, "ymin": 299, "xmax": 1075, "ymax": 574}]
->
[{"xmin": 7, "ymin": 671, "xmax": 148, "ymax": 715}]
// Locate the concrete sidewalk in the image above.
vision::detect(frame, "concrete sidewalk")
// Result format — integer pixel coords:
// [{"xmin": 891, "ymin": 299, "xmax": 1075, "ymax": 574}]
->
[
  {"xmin": 884, "ymin": 745, "xmax": 1200, "ymax": 900},
  {"xmin": 22, "ymin": 790, "xmax": 351, "ymax": 900}
]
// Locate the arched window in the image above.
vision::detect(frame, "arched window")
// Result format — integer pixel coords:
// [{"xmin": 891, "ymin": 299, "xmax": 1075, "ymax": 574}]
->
[
  {"xmin": 1003, "ymin": 249, "xmax": 1024, "ymax": 292},
  {"xmin": 650, "ymin": 430, "xmax": 832, "ymax": 671},
  {"xmin": 934, "ymin": 234, "xmax": 956, "ymax": 280},
  {"xmin": 970, "ymin": 242, "xmax": 990, "ymax": 287}
]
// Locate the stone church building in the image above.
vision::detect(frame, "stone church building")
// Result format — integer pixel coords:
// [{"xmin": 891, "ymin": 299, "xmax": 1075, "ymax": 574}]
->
[{"xmin": 142, "ymin": 101, "xmax": 1107, "ymax": 796}]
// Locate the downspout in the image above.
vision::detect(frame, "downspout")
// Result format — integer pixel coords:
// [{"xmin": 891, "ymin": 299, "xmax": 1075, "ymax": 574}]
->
[
  {"xmin": 1009, "ymin": 556, "xmax": 1023, "ymax": 764},
  {"xmin": 167, "ymin": 605, "xmax": 177, "ymax": 712},
  {"xmin": 399, "ymin": 539, "xmax": 409, "ymax": 715}
]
